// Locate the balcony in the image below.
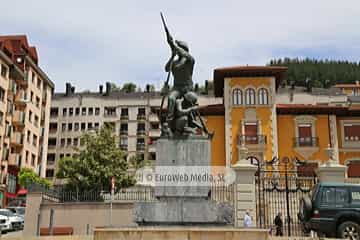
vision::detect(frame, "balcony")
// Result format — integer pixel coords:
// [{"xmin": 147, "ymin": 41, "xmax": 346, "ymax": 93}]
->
[
  {"xmin": 293, "ymin": 137, "xmax": 319, "ymax": 147},
  {"xmin": 8, "ymin": 153, "xmax": 21, "ymax": 167},
  {"xmin": 149, "ymin": 114, "xmax": 159, "ymax": 123},
  {"xmin": 2, "ymin": 148, "xmax": 9, "ymax": 161},
  {"xmin": 120, "ymin": 144, "xmax": 128, "ymax": 151},
  {"xmin": 149, "ymin": 129, "xmax": 161, "ymax": 137},
  {"xmin": 4, "ymin": 125, "xmax": 11, "ymax": 138},
  {"xmin": 7, "ymin": 81, "xmax": 16, "ymax": 100},
  {"xmin": 137, "ymin": 114, "xmax": 146, "ymax": 121},
  {"xmin": 14, "ymin": 70, "xmax": 29, "ymax": 87},
  {"xmin": 238, "ymin": 135, "xmax": 267, "ymax": 145},
  {"xmin": 104, "ymin": 113, "xmax": 117, "ymax": 118},
  {"xmin": 120, "ymin": 129, "xmax": 128, "ymax": 136},
  {"xmin": 12, "ymin": 111, "xmax": 25, "ymax": 127},
  {"xmin": 42, "ymin": 92, "xmax": 47, "ymax": 105},
  {"xmin": 120, "ymin": 115, "xmax": 129, "ymax": 121},
  {"xmin": 137, "ymin": 129, "xmax": 146, "ymax": 136},
  {"xmin": 10, "ymin": 132, "xmax": 24, "ymax": 147},
  {"xmin": 136, "ymin": 143, "xmax": 145, "ymax": 151},
  {"xmin": 14, "ymin": 91, "xmax": 28, "ymax": 107}
]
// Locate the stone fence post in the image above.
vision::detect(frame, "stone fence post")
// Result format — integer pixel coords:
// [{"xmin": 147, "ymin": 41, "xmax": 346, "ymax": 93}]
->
[
  {"xmin": 23, "ymin": 192, "xmax": 43, "ymax": 236},
  {"xmin": 232, "ymin": 158, "xmax": 257, "ymax": 228},
  {"xmin": 317, "ymin": 146, "xmax": 346, "ymax": 183}
]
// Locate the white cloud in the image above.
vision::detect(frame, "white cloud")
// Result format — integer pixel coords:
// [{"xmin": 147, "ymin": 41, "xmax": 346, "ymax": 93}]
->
[{"xmin": 1, "ymin": 0, "xmax": 360, "ymax": 91}]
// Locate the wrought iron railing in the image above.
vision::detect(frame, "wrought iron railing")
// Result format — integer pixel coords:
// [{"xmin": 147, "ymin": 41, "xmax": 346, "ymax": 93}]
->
[
  {"xmin": 293, "ymin": 137, "xmax": 318, "ymax": 147},
  {"xmin": 238, "ymin": 135, "xmax": 267, "ymax": 145}
]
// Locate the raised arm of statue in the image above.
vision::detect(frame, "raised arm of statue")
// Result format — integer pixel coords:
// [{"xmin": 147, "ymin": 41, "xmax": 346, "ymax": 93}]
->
[
  {"xmin": 176, "ymin": 99, "xmax": 198, "ymax": 115},
  {"xmin": 165, "ymin": 52, "xmax": 176, "ymax": 72}
]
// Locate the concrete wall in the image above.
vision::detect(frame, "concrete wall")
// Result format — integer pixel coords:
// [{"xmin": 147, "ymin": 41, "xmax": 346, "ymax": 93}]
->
[{"xmin": 24, "ymin": 193, "xmax": 134, "ymax": 237}]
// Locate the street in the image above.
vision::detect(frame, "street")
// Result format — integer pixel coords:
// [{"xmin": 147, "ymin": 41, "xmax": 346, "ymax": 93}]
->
[{"xmin": 1, "ymin": 230, "xmax": 23, "ymax": 238}]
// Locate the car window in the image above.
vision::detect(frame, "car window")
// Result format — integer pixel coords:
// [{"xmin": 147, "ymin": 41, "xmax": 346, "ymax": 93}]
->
[
  {"xmin": 0, "ymin": 210, "xmax": 13, "ymax": 217},
  {"xmin": 17, "ymin": 208, "xmax": 25, "ymax": 215},
  {"xmin": 351, "ymin": 187, "xmax": 360, "ymax": 203},
  {"xmin": 321, "ymin": 187, "xmax": 336, "ymax": 205},
  {"xmin": 7, "ymin": 208, "xmax": 16, "ymax": 213},
  {"xmin": 335, "ymin": 188, "xmax": 349, "ymax": 204}
]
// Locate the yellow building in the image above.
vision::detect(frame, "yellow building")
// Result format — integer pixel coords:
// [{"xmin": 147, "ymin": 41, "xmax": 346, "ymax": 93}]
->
[{"xmin": 201, "ymin": 66, "xmax": 360, "ymax": 177}]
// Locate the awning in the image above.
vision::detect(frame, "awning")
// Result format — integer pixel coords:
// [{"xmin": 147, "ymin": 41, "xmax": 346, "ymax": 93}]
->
[
  {"xmin": 5, "ymin": 192, "xmax": 17, "ymax": 199},
  {"xmin": 17, "ymin": 188, "xmax": 27, "ymax": 195}
]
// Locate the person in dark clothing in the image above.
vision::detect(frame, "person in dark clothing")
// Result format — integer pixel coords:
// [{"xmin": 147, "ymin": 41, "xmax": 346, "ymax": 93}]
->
[{"xmin": 274, "ymin": 212, "xmax": 283, "ymax": 236}]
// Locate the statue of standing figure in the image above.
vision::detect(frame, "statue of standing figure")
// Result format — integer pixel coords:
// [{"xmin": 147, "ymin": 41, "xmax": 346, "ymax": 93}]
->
[{"xmin": 160, "ymin": 13, "xmax": 209, "ymax": 137}]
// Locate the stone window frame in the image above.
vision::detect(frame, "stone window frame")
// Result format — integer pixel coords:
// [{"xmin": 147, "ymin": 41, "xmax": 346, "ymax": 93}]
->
[
  {"xmin": 340, "ymin": 119, "xmax": 360, "ymax": 149},
  {"xmin": 245, "ymin": 88, "xmax": 256, "ymax": 105},
  {"xmin": 293, "ymin": 115, "xmax": 317, "ymax": 144},
  {"xmin": 258, "ymin": 88, "xmax": 269, "ymax": 105},
  {"xmin": 232, "ymin": 88, "xmax": 243, "ymax": 106}
]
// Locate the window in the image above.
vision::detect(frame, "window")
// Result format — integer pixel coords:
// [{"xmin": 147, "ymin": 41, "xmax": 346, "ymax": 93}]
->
[
  {"xmin": 0, "ymin": 111, "xmax": 3, "ymax": 125},
  {"xmin": 120, "ymin": 123, "xmax": 128, "ymax": 134},
  {"xmin": 67, "ymin": 138, "xmax": 72, "ymax": 146},
  {"xmin": 245, "ymin": 88, "xmax": 256, "ymax": 105},
  {"xmin": 50, "ymin": 107, "xmax": 59, "ymax": 117},
  {"xmin": 88, "ymin": 108, "xmax": 93, "ymax": 115},
  {"xmin": 31, "ymin": 154, "xmax": 35, "ymax": 166},
  {"xmin": 27, "ymin": 130, "xmax": 31, "ymax": 143},
  {"xmin": 47, "ymin": 153, "xmax": 55, "ymax": 164},
  {"xmin": 82, "ymin": 107, "xmax": 86, "ymax": 116},
  {"xmin": 30, "ymin": 91, "xmax": 34, "ymax": 103},
  {"xmin": 344, "ymin": 123, "xmax": 360, "ymax": 142},
  {"xmin": 81, "ymin": 123, "xmax": 86, "ymax": 131},
  {"xmin": 95, "ymin": 108, "xmax": 100, "ymax": 115},
  {"xmin": 75, "ymin": 108, "xmax": 80, "ymax": 116},
  {"xmin": 36, "ymin": 97, "xmax": 40, "ymax": 108},
  {"xmin": 33, "ymin": 135, "xmax": 37, "ymax": 147},
  {"xmin": 138, "ymin": 123, "xmax": 145, "ymax": 131},
  {"xmin": 137, "ymin": 138, "xmax": 145, "ymax": 145},
  {"xmin": 351, "ymin": 187, "xmax": 360, "ymax": 203},
  {"xmin": 232, "ymin": 89, "xmax": 242, "ymax": 105},
  {"xmin": 105, "ymin": 107, "xmax": 116, "ymax": 116},
  {"xmin": 138, "ymin": 108, "xmax": 146, "ymax": 116},
  {"xmin": 68, "ymin": 123, "xmax": 73, "ymax": 131},
  {"xmin": 48, "ymin": 138, "xmax": 57, "ymax": 146},
  {"xmin": 121, "ymin": 108, "xmax": 128, "ymax": 116},
  {"xmin": 34, "ymin": 115, "xmax": 39, "ymax": 127},
  {"xmin": 62, "ymin": 123, "xmax": 66, "ymax": 132},
  {"xmin": 297, "ymin": 124, "xmax": 313, "ymax": 146},
  {"xmin": 244, "ymin": 122, "xmax": 258, "ymax": 144},
  {"xmin": 1, "ymin": 64, "xmax": 8, "ymax": 78},
  {"xmin": 0, "ymin": 88, "xmax": 5, "ymax": 102},
  {"xmin": 94, "ymin": 122, "xmax": 99, "ymax": 129},
  {"xmin": 73, "ymin": 138, "xmax": 79, "ymax": 146},
  {"xmin": 59, "ymin": 154, "xmax": 64, "ymax": 159},
  {"xmin": 46, "ymin": 169, "xmax": 54, "ymax": 178},
  {"xmin": 60, "ymin": 138, "xmax": 65, "ymax": 147},
  {"xmin": 28, "ymin": 111, "xmax": 32, "ymax": 123},
  {"xmin": 69, "ymin": 108, "xmax": 73, "ymax": 116},
  {"xmin": 31, "ymin": 72, "xmax": 36, "ymax": 83},
  {"xmin": 63, "ymin": 108, "xmax": 67, "ymax": 116},
  {"xmin": 151, "ymin": 123, "xmax": 159, "ymax": 129},
  {"xmin": 25, "ymin": 151, "xmax": 29, "ymax": 164},
  {"xmin": 88, "ymin": 122, "xmax": 93, "ymax": 129},
  {"xmin": 74, "ymin": 122, "xmax": 79, "ymax": 131},
  {"xmin": 49, "ymin": 122, "xmax": 58, "ymax": 132},
  {"xmin": 258, "ymin": 88, "xmax": 269, "ymax": 105},
  {"xmin": 37, "ymin": 77, "xmax": 42, "ymax": 89},
  {"xmin": 297, "ymin": 162, "xmax": 318, "ymax": 177},
  {"xmin": 321, "ymin": 187, "xmax": 335, "ymax": 205},
  {"xmin": 120, "ymin": 137, "xmax": 128, "ymax": 146}
]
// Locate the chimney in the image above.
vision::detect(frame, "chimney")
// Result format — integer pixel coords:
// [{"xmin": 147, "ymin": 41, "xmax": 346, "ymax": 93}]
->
[
  {"xmin": 204, "ymin": 80, "xmax": 209, "ymax": 94},
  {"xmin": 71, "ymin": 86, "xmax": 75, "ymax": 94},
  {"xmin": 105, "ymin": 82, "xmax": 111, "ymax": 95},
  {"xmin": 99, "ymin": 85, "xmax": 103, "ymax": 94},
  {"xmin": 65, "ymin": 83, "xmax": 71, "ymax": 96},
  {"xmin": 146, "ymin": 84, "xmax": 150, "ymax": 93}
]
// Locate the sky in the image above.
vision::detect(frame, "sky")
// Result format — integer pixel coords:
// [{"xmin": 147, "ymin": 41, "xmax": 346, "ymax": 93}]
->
[{"xmin": 1, "ymin": 0, "xmax": 360, "ymax": 92}]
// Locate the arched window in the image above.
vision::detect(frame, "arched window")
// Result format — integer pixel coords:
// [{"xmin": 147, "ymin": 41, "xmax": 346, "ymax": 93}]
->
[
  {"xmin": 232, "ymin": 89, "xmax": 242, "ymax": 105},
  {"xmin": 258, "ymin": 88, "xmax": 269, "ymax": 105},
  {"xmin": 245, "ymin": 88, "xmax": 256, "ymax": 105}
]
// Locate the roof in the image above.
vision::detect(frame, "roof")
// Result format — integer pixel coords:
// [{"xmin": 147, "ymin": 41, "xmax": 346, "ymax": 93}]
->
[
  {"xmin": 199, "ymin": 104, "xmax": 225, "ymax": 116},
  {"xmin": 0, "ymin": 35, "xmax": 38, "ymax": 64},
  {"xmin": 53, "ymin": 91, "xmax": 163, "ymax": 100},
  {"xmin": 319, "ymin": 182, "xmax": 360, "ymax": 187},
  {"xmin": 277, "ymin": 104, "xmax": 360, "ymax": 116},
  {"xmin": 348, "ymin": 96, "xmax": 360, "ymax": 103},
  {"xmin": 277, "ymin": 86, "xmax": 344, "ymax": 96},
  {"xmin": 335, "ymin": 84, "xmax": 360, "ymax": 88},
  {"xmin": 213, "ymin": 66, "xmax": 288, "ymax": 97}
]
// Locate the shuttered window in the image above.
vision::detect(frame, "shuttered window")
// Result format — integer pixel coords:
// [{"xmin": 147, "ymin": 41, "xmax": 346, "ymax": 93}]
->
[
  {"xmin": 344, "ymin": 124, "xmax": 360, "ymax": 142},
  {"xmin": 298, "ymin": 124, "xmax": 312, "ymax": 146},
  {"xmin": 245, "ymin": 123, "xmax": 257, "ymax": 144}
]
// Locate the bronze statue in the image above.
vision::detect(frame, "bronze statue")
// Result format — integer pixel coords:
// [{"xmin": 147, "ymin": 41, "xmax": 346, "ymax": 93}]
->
[{"xmin": 160, "ymin": 13, "xmax": 210, "ymax": 137}]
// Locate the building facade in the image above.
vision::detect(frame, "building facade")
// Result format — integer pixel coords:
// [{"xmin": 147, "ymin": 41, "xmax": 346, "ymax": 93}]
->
[
  {"xmin": 47, "ymin": 83, "xmax": 221, "ymax": 181},
  {"xmin": 0, "ymin": 35, "xmax": 54, "ymax": 206},
  {"xmin": 201, "ymin": 66, "xmax": 360, "ymax": 177}
]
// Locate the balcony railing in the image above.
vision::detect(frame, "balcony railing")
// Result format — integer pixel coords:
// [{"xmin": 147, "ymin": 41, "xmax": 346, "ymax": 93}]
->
[
  {"xmin": 137, "ymin": 114, "xmax": 146, "ymax": 121},
  {"xmin": 149, "ymin": 129, "xmax": 161, "ymax": 137},
  {"xmin": 293, "ymin": 137, "xmax": 319, "ymax": 147},
  {"xmin": 120, "ymin": 144, "xmax": 128, "ymax": 151},
  {"xmin": 137, "ymin": 130, "xmax": 146, "ymax": 136},
  {"xmin": 13, "ymin": 111, "xmax": 25, "ymax": 126},
  {"xmin": 149, "ymin": 114, "xmax": 159, "ymax": 122},
  {"xmin": 9, "ymin": 154, "xmax": 21, "ymax": 167},
  {"xmin": 238, "ymin": 135, "xmax": 267, "ymax": 145},
  {"xmin": 136, "ymin": 143, "xmax": 145, "ymax": 151},
  {"xmin": 10, "ymin": 133, "xmax": 24, "ymax": 146},
  {"xmin": 120, "ymin": 115, "xmax": 129, "ymax": 120},
  {"xmin": 120, "ymin": 130, "xmax": 128, "ymax": 135}
]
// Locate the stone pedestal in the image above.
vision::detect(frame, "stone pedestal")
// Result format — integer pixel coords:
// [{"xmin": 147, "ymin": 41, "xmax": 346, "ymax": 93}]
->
[
  {"xmin": 232, "ymin": 160, "xmax": 257, "ymax": 228},
  {"xmin": 317, "ymin": 163, "xmax": 346, "ymax": 183},
  {"xmin": 134, "ymin": 137, "xmax": 233, "ymax": 225}
]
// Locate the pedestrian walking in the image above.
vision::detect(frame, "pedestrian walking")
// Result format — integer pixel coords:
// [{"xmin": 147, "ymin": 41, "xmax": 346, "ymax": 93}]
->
[
  {"xmin": 243, "ymin": 210, "xmax": 252, "ymax": 227},
  {"xmin": 274, "ymin": 212, "xmax": 283, "ymax": 236}
]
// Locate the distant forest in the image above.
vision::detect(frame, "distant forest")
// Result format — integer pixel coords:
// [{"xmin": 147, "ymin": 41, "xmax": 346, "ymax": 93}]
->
[{"xmin": 268, "ymin": 58, "xmax": 360, "ymax": 88}]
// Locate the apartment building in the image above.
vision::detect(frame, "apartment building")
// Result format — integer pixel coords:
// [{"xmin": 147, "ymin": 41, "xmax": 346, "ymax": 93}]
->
[
  {"xmin": 0, "ymin": 35, "xmax": 54, "ymax": 206},
  {"xmin": 47, "ymin": 82, "xmax": 222, "ymax": 181}
]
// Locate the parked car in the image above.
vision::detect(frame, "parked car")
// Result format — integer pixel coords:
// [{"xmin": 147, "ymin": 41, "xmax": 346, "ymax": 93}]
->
[
  {"xmin": 7, "ymin": 207, "xmax": 25, "ymax": 218},
  {"xmin": 0, "ymin": 214, "xmax": 11, "ymax": 233},
  {"xmin": 299, "ymin": 182, "xmax": 360, "ymax": 239},
  {"xmin": 0, "ymin": 209, "xmax": 23, "ymax": 231}
]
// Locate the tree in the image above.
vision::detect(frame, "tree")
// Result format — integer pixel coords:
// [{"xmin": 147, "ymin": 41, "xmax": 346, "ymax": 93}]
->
[
  {"xmin": 121, "ymin": 83, "xmax": 137, "ymax": 93},
  {"xmin": 110, "ymin": 82, "xmax": 122, "ymax": 92},
  {"xmin": 18, "ymin": 168, "xmax": 51, "ymax": 189},
  {"xmin": 56, "ymin": 125, "xmax": 135, "ymax": 191}
]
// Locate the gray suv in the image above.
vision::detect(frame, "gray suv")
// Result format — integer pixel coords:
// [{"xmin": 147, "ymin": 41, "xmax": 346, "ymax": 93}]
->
[{"xmin": 299, "ymin": 182, "xmax": 360, "ymax": 239}]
